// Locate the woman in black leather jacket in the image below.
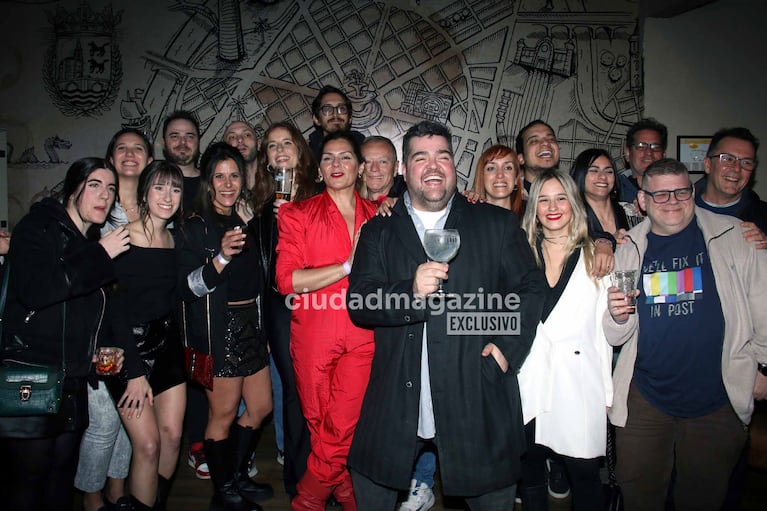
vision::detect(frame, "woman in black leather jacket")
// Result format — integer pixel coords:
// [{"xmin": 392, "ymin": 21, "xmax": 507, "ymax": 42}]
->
[
  {"xmin": 252, "ymin": 121, "xmax": 319, "ymax": 498},
  {"xmin": 0, "ymin": 157, "xmax": 129, "ymax": 511}
]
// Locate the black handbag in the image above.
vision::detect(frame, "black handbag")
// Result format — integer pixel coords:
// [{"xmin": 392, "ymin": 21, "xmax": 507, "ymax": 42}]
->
[{"xmin": 0, "ymin": 262, "xmax": 65, "ymax": 417}]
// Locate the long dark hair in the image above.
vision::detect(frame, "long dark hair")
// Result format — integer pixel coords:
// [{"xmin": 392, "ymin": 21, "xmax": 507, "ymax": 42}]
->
[
  {"xmin": 569, "ymin": 148, "xmax": 628, "ymax": 232},
  {"xmin": 193, "ymin": 142, "xmax": 247, "ymax": 217},
  {"xmin": 254, "ymin": 121, "xmax": 319, "ymax": 215},
  {"xmin": 104, "ymin": 127, "xmax": 154, "ymax": 163}
]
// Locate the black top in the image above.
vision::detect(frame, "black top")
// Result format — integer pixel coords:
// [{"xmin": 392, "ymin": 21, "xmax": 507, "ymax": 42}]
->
[
  {"xmin": 114, "ymin": 246, "xmax": 177, "ymax": 324},
  {"xmin": 536, "ymin": 243, "xmax": 580, "ymax": 322},
  {"xmin": 209, "ymin": 212, "xmax": 262, "ymax": 302}
]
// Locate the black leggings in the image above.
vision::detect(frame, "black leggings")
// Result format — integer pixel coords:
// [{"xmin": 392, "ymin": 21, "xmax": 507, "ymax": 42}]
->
[{"xmin": 0, "ymin": 430, "xmax": 82, "ymax": 511}]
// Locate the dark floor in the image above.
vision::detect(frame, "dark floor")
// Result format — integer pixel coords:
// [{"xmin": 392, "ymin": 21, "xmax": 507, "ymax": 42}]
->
[{"xmin": 75, "ymin": 424, "xmax": 767, "ymax": 511}]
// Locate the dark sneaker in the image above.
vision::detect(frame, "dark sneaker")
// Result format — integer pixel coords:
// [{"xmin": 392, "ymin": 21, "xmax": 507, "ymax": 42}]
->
[{"xmin": 546, "ymin": 457, "xmax": 570, "ymax": 499}]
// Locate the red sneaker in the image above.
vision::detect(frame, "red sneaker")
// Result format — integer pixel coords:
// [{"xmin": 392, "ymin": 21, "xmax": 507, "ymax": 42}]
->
[{"xmin": 187, "ymin": 443, "xmax": 210, "ymax": 480}]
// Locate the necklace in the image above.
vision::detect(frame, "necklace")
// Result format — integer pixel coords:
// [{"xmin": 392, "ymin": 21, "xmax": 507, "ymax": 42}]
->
[{"xmin": 543, "ymin": 234, "xmax": 568, "ymax": 245}]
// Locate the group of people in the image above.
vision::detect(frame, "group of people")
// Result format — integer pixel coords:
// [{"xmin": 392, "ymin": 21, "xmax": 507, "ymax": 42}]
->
[{"xmin": 0, "ymin": 83, "xmax": 764, "ymax": 511}]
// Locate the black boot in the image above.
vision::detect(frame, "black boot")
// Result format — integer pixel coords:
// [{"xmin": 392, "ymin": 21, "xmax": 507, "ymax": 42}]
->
[
  {"xmin": 204, "ymin": 438, "xmax": 263, "ymax": 511},
  {"xmin": 154, "ymin": 475, "xmax": 171, "ymax": 511},
  {"xmin": 230, "ymin": 423, "xmax": 275, "ymax": 503},
  {"xmin": 129, "ymin": 495, "xmax": 154, "ymax": 511}
]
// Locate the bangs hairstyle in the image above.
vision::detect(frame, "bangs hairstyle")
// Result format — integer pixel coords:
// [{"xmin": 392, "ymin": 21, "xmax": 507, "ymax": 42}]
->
[
  {"xmin": 522, "ymin": 169, "xmax": 595, "ymax": 278},
  {"xmin": 472, "ymin": 144, "xmax": 524, "ymax": 216},
  {"xmin": 193, "ymin": 142, "xmax": 247, "ymax": 216},
  {"xmin": 254, "ymin": 121, "xmax": 319, "ymax": 215},
  {"xmin": 137, "ymin": 160, "xmax": 184, "ymax": 227}
]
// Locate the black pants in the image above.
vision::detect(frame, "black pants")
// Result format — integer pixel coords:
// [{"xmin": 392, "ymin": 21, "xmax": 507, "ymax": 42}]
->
[
  {"xmin": 521, "ymin": 420, "xmax": 603, "ymax": 511},
  {"xmin": 0, "ymin": 430, "xmax": 82, "ymax": 510},
  {"xmin": 266, "ymin": 288, "xmax": 311, "ymax": 496}
]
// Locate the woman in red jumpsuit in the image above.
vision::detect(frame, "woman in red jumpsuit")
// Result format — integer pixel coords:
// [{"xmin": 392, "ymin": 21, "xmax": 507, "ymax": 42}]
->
[{"xmin": 276, "ymin": 132, "xmax": 377, "ymax": 511}]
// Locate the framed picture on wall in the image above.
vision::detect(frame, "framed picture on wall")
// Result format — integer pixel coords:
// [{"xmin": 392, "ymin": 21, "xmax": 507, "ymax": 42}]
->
[{"xmin": 676, "ymin": 136, "xmax": 711, "ymax": 174}]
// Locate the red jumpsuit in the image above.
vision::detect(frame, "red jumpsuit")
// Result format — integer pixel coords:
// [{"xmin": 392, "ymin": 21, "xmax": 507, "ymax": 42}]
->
[{"xmin": 276, "ymin": 190, "xmax": 376, "ymax": 488}]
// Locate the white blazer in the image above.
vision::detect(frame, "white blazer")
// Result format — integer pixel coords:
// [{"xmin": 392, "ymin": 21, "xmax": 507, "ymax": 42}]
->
[{"xmin": 518, "ymin": 252, "xmax": 613, "ymax": 459}]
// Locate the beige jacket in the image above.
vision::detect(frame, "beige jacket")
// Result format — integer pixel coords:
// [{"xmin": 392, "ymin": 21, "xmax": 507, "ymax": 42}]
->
[{"xmin": 604, "ymin": 207, "xmax": 767, "ymax": 427}]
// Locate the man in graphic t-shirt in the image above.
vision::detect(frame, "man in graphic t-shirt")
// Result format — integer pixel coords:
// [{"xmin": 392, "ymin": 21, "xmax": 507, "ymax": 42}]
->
[{"xmin": 603, "ymin": 158, "xmax": 767, "ymax": 510}]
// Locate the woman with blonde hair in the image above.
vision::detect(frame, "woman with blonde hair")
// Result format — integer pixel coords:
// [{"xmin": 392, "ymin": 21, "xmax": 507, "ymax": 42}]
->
[{"xmin": 517, "ymin": 169, "xmax": 613, "ymax": 511}]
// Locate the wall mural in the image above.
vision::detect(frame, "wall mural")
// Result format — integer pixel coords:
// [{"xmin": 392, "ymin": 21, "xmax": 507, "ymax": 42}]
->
[{"xmin": 4, "ymin": 0, "xmax": 641, "ymax": 224}]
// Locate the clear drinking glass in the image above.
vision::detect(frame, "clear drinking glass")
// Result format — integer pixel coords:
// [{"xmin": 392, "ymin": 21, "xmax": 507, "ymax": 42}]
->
[
  {"xmin": 274, "ymin": 167, "xmax": 294, "ymax": 201},
  {"xmin": 423, "ymin": 229, "xmax": 461, "ymax": 296},
  {"xmin": 610, "ymin": 269, "xmax": 639, "ymax": 313}
]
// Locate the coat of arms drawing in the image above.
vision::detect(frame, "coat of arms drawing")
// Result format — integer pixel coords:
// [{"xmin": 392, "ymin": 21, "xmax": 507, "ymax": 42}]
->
[{"xmin": 43, "ymin": 3, "xmax": 123, "ymax": 118}]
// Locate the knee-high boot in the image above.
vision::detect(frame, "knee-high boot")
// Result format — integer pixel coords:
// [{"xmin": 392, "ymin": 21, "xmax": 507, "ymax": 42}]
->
[
  {"xmin": 331, "ymin": 471, "xmax": 356, "ymax": 511},
  {"xmin": 154, "ymin": 474, "xmax": 171, "ymax": 511},
  {"xmin": 291, "ymin": 471, "xmax": 334, "ymax": 511},
  {"xmin": 205, "ymin": 438, "xmax": 262, "ymax": 511},
  {"xmin": 230, "ymin": 423, "xmax": 275, "ymax": 503}
]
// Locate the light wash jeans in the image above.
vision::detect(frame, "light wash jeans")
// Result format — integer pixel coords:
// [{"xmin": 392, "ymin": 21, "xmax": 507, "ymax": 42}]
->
[{"xmin": 74, "ymin": 381, "xmax": 132, "ymax": 492}]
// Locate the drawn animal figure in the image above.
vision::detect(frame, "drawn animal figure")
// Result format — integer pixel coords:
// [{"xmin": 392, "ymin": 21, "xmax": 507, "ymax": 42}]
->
[
  {"xmin": 44, "ymin": 135, "xmax": 72, "ymax": 164},
  {"xmin": 89, "ymin": 58, "xmax": 106, "ymax": 73},
  {"xmin": 88, "ymin": 41, "xmax": 109, "ymax": 57},
  {"xmin": 17, "ymin": 146, "xmax": 39, "ymax": 164}
]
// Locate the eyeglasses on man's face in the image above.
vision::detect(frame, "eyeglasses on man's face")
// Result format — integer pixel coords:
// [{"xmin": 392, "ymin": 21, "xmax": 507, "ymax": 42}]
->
[
  {"xmin": 631, "ymin": 141, "xmax": 664, "ymax": 152},
  {"xmin": 709, "ymin": 153, "xmax": 756, "ymax": 171},
  {"xmin": 642, "ymin": 186, "xmax": 693, "ymax": 204},
  {"xmin": 320, "ymin": 104, "xmax": 349, "ymax": 116}
]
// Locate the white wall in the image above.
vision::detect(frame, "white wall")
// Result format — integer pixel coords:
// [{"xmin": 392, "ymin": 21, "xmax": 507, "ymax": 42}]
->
[{"xmin": 644, "ymin": 0, "xmax": 767, "ymax": 198}]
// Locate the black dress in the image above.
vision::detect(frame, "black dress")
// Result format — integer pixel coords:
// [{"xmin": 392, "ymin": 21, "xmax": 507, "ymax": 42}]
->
[{"xmin": 107, "ymin": 246, "xmax": 185, "ymax": 398}]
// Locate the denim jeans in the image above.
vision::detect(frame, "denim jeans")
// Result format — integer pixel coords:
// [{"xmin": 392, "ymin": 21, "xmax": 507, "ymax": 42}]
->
[
  {"xmin": 74, "ymin": 381, "xmax": 132, "ymax": 492},
  {"xmin": 412, "ymin": 445, "xmax": 437, "ymax": 488},
  {"xmin": 270, "ymin": 353, "xmax": 284, "ymax": 451}
]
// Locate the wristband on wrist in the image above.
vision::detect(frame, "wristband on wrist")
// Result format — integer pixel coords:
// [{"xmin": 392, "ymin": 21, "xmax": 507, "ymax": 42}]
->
[
  {"xmin": 342, "ymin": 261, "xmax": 352, "ymax": 275},
  {"xmin": 594, "ymin": 238, "xmax": 612, "ymax": 246},
  {"xmin": 216, "ymin": 253, "xmax": 230, "ymax": 266}
]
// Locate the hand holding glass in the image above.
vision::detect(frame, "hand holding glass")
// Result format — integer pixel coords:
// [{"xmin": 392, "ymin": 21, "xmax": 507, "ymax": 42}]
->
[
  {"xmin": 96, "ymin": 347, "xmax": 121, "ymax": 375},
  {"xmin": 610, "ymin": 270, "xmax": 638, "ymax": 313},
  {"xmin": 423, "ymin": 229, "xmax": 461, "ymax": 296}
]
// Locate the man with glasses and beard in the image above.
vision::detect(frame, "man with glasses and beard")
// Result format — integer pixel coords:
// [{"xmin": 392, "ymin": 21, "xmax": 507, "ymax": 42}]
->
[
  {"xmin": 308, "ymin": 85, "xmax": 365, "ymax": 162},
  {"xmin": 618, "ymin": 118, "xmax": 668, "ymax": 204},
  {"xmin": 605, "ymin": 158, "xmax": 767, "ymax": 510}
]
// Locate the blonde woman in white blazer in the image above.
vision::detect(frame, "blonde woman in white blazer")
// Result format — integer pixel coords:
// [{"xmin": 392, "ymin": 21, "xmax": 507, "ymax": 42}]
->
[{"xmin": 518, "ymin": 170, "xmax": 613, "ymax": 511}]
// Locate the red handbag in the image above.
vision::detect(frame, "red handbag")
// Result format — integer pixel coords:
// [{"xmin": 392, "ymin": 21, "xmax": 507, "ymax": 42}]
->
[
  {"xmin": 183, "ymin": 346, "xmax": 213, "ymax": 390},
  {"xmin": 181, "ymin": 300, "xmax": 214, "ymax": 391}
]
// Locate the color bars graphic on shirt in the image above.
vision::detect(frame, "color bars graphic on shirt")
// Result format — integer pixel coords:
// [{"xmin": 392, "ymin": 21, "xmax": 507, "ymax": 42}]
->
[{"xmin": 643, "ymin": 267, "xmax": 703, "ymax": 304}]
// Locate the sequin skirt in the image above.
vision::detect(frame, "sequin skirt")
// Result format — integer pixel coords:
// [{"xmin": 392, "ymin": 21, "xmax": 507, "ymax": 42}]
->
[{"xmin": 216, "ymin": 301, "xmax": 269, "ymax": 378}]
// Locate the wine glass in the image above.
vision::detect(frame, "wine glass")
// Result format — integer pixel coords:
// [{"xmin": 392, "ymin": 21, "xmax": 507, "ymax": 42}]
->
[{"xmin": 423, "ymin": 229, "xmax": 461, "ymax": 296}]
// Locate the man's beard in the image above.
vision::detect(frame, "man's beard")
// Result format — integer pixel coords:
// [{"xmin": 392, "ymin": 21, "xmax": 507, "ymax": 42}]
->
[{"xmin": 163, "ymin": 148, "xmax": 199, "ymax": 167}]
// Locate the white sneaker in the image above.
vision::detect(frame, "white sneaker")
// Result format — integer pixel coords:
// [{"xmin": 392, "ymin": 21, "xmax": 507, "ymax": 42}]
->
[
  {"xmin": 247, "ymin": 452, "xmax": 258, "ymax": 478},
  {"xmin": 398, "ymin": 479, "xmax": 435, "ymax": 511}
]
